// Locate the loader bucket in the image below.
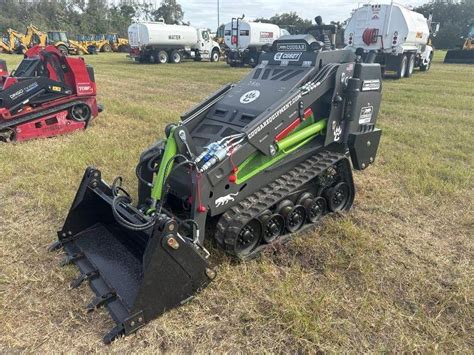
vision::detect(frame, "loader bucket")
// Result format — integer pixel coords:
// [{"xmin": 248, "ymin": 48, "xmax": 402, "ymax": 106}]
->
[
  {"xmin": 52, "ymin": 167, "xmax": 213, "ymax": 343},
  {"xmin": 444, "ymin": 49, "xmax": 474, "ymax": 64}
]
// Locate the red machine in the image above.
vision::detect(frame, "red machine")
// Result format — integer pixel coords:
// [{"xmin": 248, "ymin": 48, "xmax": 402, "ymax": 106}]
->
[
  {"xmin": 0, "ymin": 59, "xmax": 7, "ymax": 86},
  {"xmin": 0, "ymin": 45, "xmax": 102, "ymax": 142}
]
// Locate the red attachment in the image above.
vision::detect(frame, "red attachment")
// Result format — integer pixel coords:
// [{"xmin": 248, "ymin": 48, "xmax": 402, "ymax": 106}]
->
[
  {"xmin": 231, "ymin": 35, "xmax": 238, "ymax": 45},
  {"xmin": 275, "ymin": 118, "xmax": 301, "ymax": 142},
  {"xmin": 275, "ymin": 108, "xmax": 314, "ymax": 142},
  {"xmin": 13, "ymin": 109, "xmax": 87, "ymax": 141},
  {"xmin": 362, "ymin": 28, "xmax": 379, "ymax": 46},
  {"xmin": 197, "ymin": 205, "xmax": 207, "ymax": 213},
  {"xmin": 229, "ymin": 174, "xmax": 237, "ymax": 183}
]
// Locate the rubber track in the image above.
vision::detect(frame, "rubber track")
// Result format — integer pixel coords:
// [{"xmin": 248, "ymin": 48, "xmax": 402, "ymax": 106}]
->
[
  {"xmin": 214, "ymin": 150, "xmax": 346, "ymax": 258},
  {"xmin": 0, "ymin": 100, "xmax": 83, "ymax": 130}
]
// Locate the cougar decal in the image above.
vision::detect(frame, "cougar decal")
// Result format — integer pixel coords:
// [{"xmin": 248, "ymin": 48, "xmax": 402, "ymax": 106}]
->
[{"xmin": 215, "ymin": 192, "xmax": 239, "ymax": 207}]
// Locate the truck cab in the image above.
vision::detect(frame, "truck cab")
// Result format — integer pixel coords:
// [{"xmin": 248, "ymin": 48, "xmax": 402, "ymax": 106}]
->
[{"xmin": 197, "ymin": 29, "xmax": 221, "ymax": 62}]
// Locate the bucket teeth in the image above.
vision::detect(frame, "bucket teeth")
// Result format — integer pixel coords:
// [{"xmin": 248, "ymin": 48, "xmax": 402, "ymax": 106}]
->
[
  {"xmin": 87, "ymin": 291, "xmax": 117, "ymax": 313},
  {"xmin": 70, "ymin": 270, "xmax": 99, "ymax": 289},
  {"xmin": 60, "ymin": 252, "xmax": 84, "ymax": 266}
]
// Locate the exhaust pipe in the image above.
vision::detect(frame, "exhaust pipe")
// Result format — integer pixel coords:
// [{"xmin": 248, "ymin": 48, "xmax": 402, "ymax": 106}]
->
[{"xmin": 50, "ymin": 167, "xmax": 214, "ymax": 343}]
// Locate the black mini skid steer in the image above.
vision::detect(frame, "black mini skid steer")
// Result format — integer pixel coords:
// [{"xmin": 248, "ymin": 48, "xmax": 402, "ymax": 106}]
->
[{"xmin": 51, "ymin": 34, "xmax": 383, "ymax": 342}]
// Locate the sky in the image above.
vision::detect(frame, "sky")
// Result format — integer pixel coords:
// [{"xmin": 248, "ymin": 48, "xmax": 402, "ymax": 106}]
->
[{"xmin": 176, "ymin": 0, "xmax": 429, "ymax": 29}]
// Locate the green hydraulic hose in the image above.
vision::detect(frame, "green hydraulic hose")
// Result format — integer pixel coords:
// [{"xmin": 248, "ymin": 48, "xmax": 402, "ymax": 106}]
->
[
  {"xmin": 150, "ymin": 128, "xmax": 177, "ymax": 202},
  {"xmin": 276, "ymin": 119, "xmax": 327, "ymax": 152}
]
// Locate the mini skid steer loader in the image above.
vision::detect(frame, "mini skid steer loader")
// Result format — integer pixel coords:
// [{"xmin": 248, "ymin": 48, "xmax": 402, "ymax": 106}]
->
[
  {"xmin": 0, "ymin": 45, "xmax": 102, "ymax": 142},
  {"xmin": 51, "ymin": 34, "xmax": 383, "ymax": 343}
]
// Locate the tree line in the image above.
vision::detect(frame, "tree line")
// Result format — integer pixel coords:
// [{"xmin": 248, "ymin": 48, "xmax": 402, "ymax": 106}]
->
[
  {"xmin": 0, "ymin": 0, "xmax": 183, "ymax": 37},
  {"xmin": 0, "ymin": 0, "xmax": 472, "ymax": 48}
]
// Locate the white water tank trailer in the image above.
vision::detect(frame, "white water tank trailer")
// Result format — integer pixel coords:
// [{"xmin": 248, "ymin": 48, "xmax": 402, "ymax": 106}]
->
[
  {"xmin": 344, "ymin": 3, "xmax": 436, "ymax": 78},
  {"xmin": 224, "ymin": 19, "xmax": 290, "ymax": 67},
  {"xmin": 128, "ymin": 21, "xmax": 221, "ymax": 64}
]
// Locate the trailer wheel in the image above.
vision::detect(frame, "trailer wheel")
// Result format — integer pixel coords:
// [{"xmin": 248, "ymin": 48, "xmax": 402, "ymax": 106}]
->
[
  {"xmin": 210, "ymin": 49, "xmax": 220, "ymax": 62},
  {"xmin": 405, "ymin": 54, "xmax": 415, "ymax": 77},
  {"xmin": 169, "ymin": 50, "xmax": 181, "ymax": 64},
  {"xmin": 157, "ymin": 50, "xmax": 168, "ymax": 64},
  {"xmin": 395, "ymin": 55, "xmax": 407, "ymax": 79}
]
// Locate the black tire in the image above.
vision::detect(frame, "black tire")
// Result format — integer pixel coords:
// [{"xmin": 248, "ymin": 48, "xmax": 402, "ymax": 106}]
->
[
  {"xmin": 169, "ymin": 50, "xmax": 182, "ymax": 64},
  {"xmin": 210, "ymin": 49, "xmax": 220, "ymax": 62},
  {"xmin": 57, "ymin": 45, "xmax": 69, "ymax": 56},
  {"xmin": 102, "ymin": 43, "xmax": 112, "ymax": 53},
  {"xmin": 405, "ymin": 54, "xmax": 415, "ymax": 77},
  {"xmin": 157, "ymin": 50, "xmax": 168, "ymax": 64},
  {"xmin": 70, "ymin": 103, "xmax": 92, "ymax": 122},
  {"xmin": 395, "ymin": 55, "xmax": 407, "ymax": 79},
  {"xmin": 420, "ymin": 54, "xmax": 432, "ymax": 72}
]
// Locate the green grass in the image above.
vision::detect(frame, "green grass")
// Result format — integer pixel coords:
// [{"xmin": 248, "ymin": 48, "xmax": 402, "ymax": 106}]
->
[{"xmin": 0, "ymin": 52, "xmax": 472, "ymax": 352}]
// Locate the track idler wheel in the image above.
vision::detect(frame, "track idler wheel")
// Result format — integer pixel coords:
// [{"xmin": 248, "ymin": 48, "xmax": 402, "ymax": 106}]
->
[
  {"xmin": 260, "ymin": 211, "xmax": 285, "ymax": 243},
  {"xmin": 303, "ymin": 196, "xmax": 327, "ymax": 223},
  {"xmin": 70, "ymin": 103, "xmax": 92, "ymax": 122},
  {"xmin": 235, "ymin": 218, "xmax": 262, "ymax": 255},
  {"xmin": 0, "ymin": 128, "xmax": 16, "ymax": 143},
  {"xmin": 325, "ymin": 182, "xmax": 350, "ymax": 212},
  {"xmin": 278, "ymin": 200, "xmax": 306, "ymax": 233}
]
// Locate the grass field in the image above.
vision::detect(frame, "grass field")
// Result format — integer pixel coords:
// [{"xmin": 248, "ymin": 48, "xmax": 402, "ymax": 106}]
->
[{"xmin": 0, "ymin": 52, "xmax": 472, "ymax": 352}]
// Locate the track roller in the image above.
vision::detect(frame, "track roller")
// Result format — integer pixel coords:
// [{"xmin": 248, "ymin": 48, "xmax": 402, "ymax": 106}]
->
[
  {"xmin": 325, "ymin": 182, "xmax": 350, "ymax": 212},
  {"xmin": 234, "ymin": 218, "xmax": 262, "ymax": 255},
  {"xmin": 302, "ymin": 196, "xmax": 327, "ymax": 223},
  {"xmin": 260, "ymin": 211, "xmax": 285, "ymax": 243},
  {"xmin": 278, "ymin": 200, "xmax": 306, "ymax": 233}
]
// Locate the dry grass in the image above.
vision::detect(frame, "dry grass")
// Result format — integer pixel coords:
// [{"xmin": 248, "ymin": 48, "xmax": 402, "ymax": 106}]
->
[{"xmin": 0, "ymin": 52, "xmax": 472, "ymax": 352}]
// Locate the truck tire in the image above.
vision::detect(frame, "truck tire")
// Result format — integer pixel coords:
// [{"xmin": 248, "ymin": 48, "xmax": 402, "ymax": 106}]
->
[
  {"xmin": 420, "ymin": 53, "xmax": 432, "ymax": 72},
  {"xmin": 395, "ymin": 55, "xmax": 407, "ymax": 79},
  {"xmin": 102, "ymin": 43, "xmax": 112, "ymax": 53},
  {"xmin": 157, "ymin": 50, "xmax": 168, "ymax": 64},
  {"xmin": 405, "ymin": 54, "xmax": 415, "ymax": 77},
  {"xmin": 169, "ymin": 50, "xmax": 182, "ymax": 64},
  {"xmin": 210, "ymin": 49, "xmax": 220, "ymax": 62}
]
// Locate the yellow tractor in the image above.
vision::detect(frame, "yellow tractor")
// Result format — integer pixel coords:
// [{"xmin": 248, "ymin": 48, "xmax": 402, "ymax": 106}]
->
[
  {"xmin": 46, "ymin": 31, "xmax": 94, "ymax": 55},
  {"xmin": 105, "ymin": 33, "xmax": 130, "ymax": 52},
  {"xmin": 0, "ymin": 28, "xmax": 29, "ymax": 54},
  {"xmin": 444, "ymin": 22, "xmax": 474, "ymax": 64}
]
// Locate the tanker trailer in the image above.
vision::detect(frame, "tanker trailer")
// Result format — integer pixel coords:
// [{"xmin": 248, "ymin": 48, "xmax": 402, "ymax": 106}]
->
[
  {"xmin": 344, "ymin": 3, "xmax": 438, "ymax": 78},
  {"xmin": 128, "ymin": 20, "xmax": 221, "ymax": 64},
  {"xmin": 224, "ymin": 18, "xmax": 290, "ymax": 67}
]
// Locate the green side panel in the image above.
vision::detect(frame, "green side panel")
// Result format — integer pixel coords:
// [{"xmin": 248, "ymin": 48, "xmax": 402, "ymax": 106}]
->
[
  {"xmin": 150, "ymin": 129, "xmax": 177, "ymax": 202},
  {"xmin": 236, "ymin": 117, "xmax": 326, "ymax": 184}
]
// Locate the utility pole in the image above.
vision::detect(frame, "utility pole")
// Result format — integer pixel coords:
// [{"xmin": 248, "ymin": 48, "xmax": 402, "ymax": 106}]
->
[{"xmin": 217, "ymin": 0, "xmax": 220, "ymax": 29}]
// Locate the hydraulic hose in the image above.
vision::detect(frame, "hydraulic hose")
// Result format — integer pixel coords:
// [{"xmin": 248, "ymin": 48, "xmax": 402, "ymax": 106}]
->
[{"xmin": 111, "ymin": 176, "xmax": 157, "ymax": 231}]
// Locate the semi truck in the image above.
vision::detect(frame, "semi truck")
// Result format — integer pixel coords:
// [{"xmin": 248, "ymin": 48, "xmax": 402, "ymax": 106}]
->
[
  {"xmin": 344, "ymin": 3, "xmax": 438, "ymax": 78},
  {"xmin": 128, "ymin": 21, "xmax": 221, "ymax": 64},
  {"xmin": 224, "ymin": 17, "xmax": 290, "ymax": 67}
]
